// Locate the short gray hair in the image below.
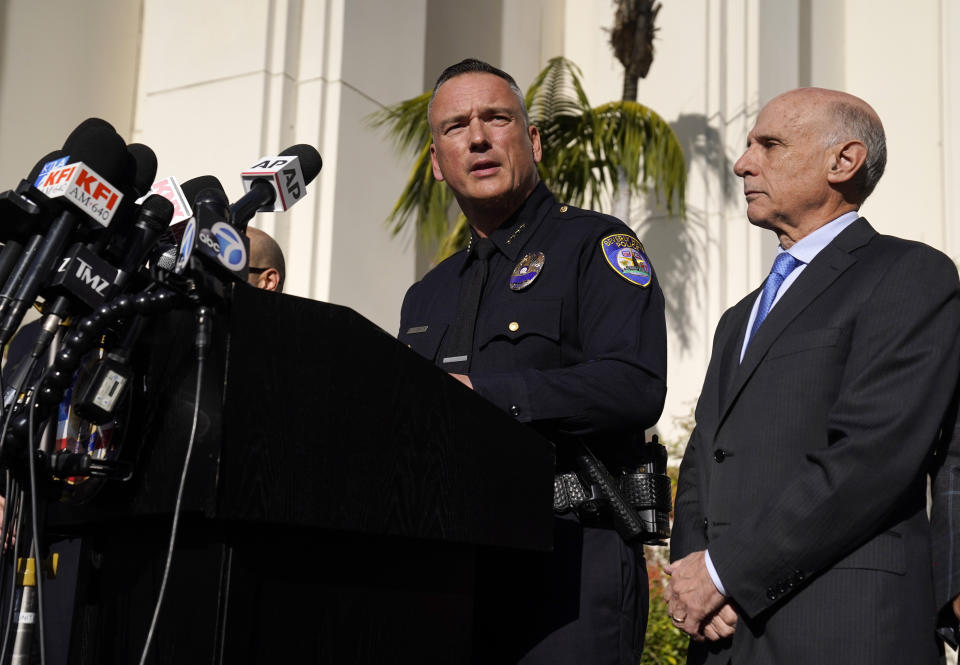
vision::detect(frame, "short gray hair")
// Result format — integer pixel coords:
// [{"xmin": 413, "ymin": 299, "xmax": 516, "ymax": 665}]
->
[{"xmin": 825, "ymin": 101, "xmax": 887, "ymax": 202}]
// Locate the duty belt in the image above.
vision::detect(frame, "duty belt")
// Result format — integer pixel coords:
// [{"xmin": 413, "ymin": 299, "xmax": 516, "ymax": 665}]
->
[{"xmin": 551, "ymin": 440, "xmax": 672, "ymax": 545}]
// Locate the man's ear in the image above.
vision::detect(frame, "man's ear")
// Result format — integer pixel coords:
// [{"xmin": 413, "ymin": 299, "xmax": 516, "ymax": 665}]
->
[
  {"xmin": 430, "ymin": 144, "xmax": 445, "ymax": 182},
  {"xmin": 826, "ymin": 140, "xmax": 868, "ymax": 185},
  {"xmin": 529, "ymin": 125, "xmax": 542, "ymax": 164},
  {"xmin": 257, "ymin": 267, "xmax": 281, "ymax": 292}
]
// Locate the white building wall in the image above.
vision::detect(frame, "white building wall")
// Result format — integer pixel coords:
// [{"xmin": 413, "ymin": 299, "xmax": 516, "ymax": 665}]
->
[
  {"xmin": 0, "ymin": 0, "xmax": 141, "ymax": 188},
  {"xmin": 843, "ymin": 0, "xmax": 944, "ymax": 247}
]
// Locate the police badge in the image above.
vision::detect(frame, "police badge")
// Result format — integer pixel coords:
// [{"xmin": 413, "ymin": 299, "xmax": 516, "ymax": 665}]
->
[{"xmin": 509, "ymin": 251, "xmax": 546, "ymax": 291}]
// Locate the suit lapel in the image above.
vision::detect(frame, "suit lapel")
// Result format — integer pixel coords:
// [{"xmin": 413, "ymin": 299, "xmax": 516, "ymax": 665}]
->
[
  {"xmin": 716, "ymin": 219, "xmax": 877, "ymax": 429},
  {"xmin": 716, "ymin": 297, "xmax": 755, "ymax": 407}
]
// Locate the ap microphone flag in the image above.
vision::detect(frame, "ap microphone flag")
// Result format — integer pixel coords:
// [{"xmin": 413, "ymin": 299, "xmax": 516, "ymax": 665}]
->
[{"xmin": 239, "ymin": 155, "xmax": 307, "ymax": 213}]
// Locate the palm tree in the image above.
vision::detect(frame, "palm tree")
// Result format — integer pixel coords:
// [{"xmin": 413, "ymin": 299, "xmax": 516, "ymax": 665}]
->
[
  {"xmin": 610, "ymin": 0, "xmax": 660, "ymax": 103},
  {"xmin": 608, "ymin": 0, "xmax": 662, "ymax": 219},
  {"xmin": 369, "ymin": 55, "xmax": 685, "ymax": 262}
]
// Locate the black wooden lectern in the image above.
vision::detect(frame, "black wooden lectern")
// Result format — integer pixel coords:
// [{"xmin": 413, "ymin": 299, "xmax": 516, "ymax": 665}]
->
[{"xmin": 47, "ymin": 284, "xmax": 556, "ymax": 664}]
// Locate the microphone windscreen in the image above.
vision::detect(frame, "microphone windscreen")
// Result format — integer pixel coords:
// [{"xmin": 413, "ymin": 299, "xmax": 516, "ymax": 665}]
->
[
  {"xmin": 61, "ymin": 126, "xmax": 129, "ymax": 186},
  {"xmin": 279, "ymin": 144, "xmax": 322, "ymax": 184},
  {"xmin": 181, "ymin": 175, "xmax": 226, "ymax": 205},
  {"xmin": 61, "ymin": 118, "xmax": 117, "ymax": 150},
  {"xmin": 26, "ymin": 150, "xmax": 64, "ymax": 182},
  {"xmin": 138, "ymin": 193, "xmax": 174, "ymax": 229},
  {"xmin": 127, "ymin": 144, "xmax": 158, "ymax": 196}
]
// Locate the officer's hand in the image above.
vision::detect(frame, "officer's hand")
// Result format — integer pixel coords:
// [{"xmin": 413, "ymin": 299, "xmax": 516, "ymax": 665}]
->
[
  {"xmin": 953, "ymin": 593, "xmax": 960, "ymax": 620},
  {"xmin": 450, "ymin": 374, "xmax": 473, "ymax": 390}
]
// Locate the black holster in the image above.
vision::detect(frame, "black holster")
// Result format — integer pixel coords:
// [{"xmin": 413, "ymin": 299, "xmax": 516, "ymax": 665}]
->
[{"xmin": 553, "ymin": 437, "xmax": 672, "ymax": 545}]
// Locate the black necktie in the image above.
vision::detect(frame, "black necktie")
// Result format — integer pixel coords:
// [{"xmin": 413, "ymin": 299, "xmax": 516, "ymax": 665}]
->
[{"xmin": 440, "ymin": 238, "xmax": 496, "ymax": 373}]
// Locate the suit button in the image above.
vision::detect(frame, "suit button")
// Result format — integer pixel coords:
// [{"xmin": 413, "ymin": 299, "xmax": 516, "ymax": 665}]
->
[
  {"xmin": 714, "ymin": 449, "xmax": 727, "ymax": 463},
  {"xmin": 703, "ymin": 517, "xmax": 708, "ymax": 529},
  {"xmin": 510, "ymin": 405, "xmax": 520, "ymax": 417}
]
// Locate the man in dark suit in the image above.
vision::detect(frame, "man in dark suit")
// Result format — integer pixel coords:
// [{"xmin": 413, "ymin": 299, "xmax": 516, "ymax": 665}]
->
[
  {"xmin": 665, "ymin": 87, "xmax": 960, "ymax": 664},
  {"xmin": 932, "ymin": 394, "xmax": 960, "ymax": 648}
]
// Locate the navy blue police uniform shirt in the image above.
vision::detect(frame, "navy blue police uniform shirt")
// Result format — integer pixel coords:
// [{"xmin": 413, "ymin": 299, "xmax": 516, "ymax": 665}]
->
[{"xmin": 398, "ymin": 182, "xmax": 666, "ymax": 454}]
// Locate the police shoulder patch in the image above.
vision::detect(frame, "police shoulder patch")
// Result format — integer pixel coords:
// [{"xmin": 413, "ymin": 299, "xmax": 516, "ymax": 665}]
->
[{"xmin": 600, "ymin": 233, "xmax": 652, "ymax": 287}]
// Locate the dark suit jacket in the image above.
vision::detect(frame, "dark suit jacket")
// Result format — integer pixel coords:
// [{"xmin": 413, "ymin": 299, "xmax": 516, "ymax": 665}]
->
[
  {"xmin": 672, "ymin": 219, "xmax": 960, "ymax": 664},
  {"xmin": 931, "ymin": 371, "xmax": 960, "ymax": 647}
]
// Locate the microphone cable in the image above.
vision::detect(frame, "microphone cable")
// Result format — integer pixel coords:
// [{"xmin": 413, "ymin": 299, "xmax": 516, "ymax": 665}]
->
[
  {"xmin": 24, "ymin": 387, "xmax": 47, "ymax": 665},
  {"xmin": 0, "ymin": 479, "xmax": 24, "ymax": 663},
  {"xmin": 137, "ymin": 305, "xmax": 211, "ymax": 665}
]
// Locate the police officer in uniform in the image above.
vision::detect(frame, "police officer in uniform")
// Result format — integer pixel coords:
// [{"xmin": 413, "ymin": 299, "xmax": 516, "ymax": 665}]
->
[{"xmin": 398, "ymin": 59, "xmax": 667, "ymax": 664}]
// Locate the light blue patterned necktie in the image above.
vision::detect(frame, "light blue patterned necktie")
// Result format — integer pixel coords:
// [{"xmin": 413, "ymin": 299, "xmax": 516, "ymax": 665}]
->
[{"xmin": 747, "ymin": 252, "xmax": 802, "ymax": 347}]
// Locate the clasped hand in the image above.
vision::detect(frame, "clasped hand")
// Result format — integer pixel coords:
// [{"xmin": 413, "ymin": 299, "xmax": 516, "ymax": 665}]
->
[{"xmin": 664, "ymin": 550, "xmax": 737, "ymax": 641}]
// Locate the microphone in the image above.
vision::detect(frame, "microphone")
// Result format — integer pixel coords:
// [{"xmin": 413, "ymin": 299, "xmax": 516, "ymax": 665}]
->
[
  {"xmin": 150, "ymin": 175, "xmax": 224, "ymax": 273},
  {"xmin": 44, "ymin": 196, "xmax": 172, "ymax": 313},
  {"xmin": 127, "ymin": 143, "xmax": 158, "ymax": 197},
  {"xmin": 0, "ymin": 150, "xmax": 66, "ymax": 244},
  {"xmin": 36, "ymin": 148, "xmax": 169, "ymax": 360},
  {"xmin": 0, "ymin": 124, "xmax": 131, "ymax": 346},
  {"xmin": 98, "ymin": 143, "xmax": 161, "ymax": 263},
  {"xmin": 36, "ymin": 127, "xmax": 129, "ymax": 229},
  {"xmin": 113, "ymin": 194, "xmax": 174, "ymax": 288},
  {"xmin": 0, "ymin": 151, "xmax": 66, "ymax": 289},
  {"xmin": 176, "ymin": 185, "xmax": 249, "ymax": 282},
  {"xmin": 230, "ymin": 144, "xmax": 322, "ymax": 230},
  {"xmin": 31, "ymin": 151, "xmax": 71, "ymax": 188},
  {"xmin": 143, "ymin": 176, "xmax": 193, "ymax": 224}
]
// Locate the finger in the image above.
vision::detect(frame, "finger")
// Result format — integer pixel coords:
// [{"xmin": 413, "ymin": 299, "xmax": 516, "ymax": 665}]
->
[
  {"xmin": 716, "ymin": 603, "xmax": 738, "ymax": 629},
  {"xmin": 707, "ymin": 615, "xmax": 735, "ymax": 640},
  {"xmin": 702, "ymin": 623, "xmax": 720, "ymax": 641}
]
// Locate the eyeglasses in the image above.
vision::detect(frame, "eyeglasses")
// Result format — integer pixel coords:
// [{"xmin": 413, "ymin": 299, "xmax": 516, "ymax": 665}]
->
[{"xmin": 248, "ymin": 266, "xmax": 269, "ymax": 274}]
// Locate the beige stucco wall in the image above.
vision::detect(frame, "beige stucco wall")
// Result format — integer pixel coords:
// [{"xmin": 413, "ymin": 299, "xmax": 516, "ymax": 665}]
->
[{"xmin": 0, "ymin": 0, "xmax": 141, "ymax": 188}]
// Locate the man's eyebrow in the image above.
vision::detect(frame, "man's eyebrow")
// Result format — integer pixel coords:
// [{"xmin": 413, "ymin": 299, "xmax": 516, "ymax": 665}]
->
[
  {"xmin": 482, "ymin": 106, "xmax": 515, "ymax": 116},
  {"xmin": 438, "ymin": 106, "xmax": 516, "ymax": 126},
  {"xmin": 438, "ymin": 112, "xmax": 469, "ymax": 125}
]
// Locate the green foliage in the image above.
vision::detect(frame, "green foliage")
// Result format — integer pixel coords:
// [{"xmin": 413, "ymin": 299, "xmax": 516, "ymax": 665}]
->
[
  {"xmin": 367, "ymin": 92, "xmax": 459, "ymax": 245},
  {"xmin": 528, "ymin": 57, "xmax": 686, "ymax": 216},
  {"xmin": 368, "ymin": 56, "xmax": 687, "ymax": 263},
  {"xmin": 643, "ymin": 562, "xmax": 690, "ymax": 665},
  {"xmin": 641, "ymin": 407, "xmax": 697, "ymax": 664}
]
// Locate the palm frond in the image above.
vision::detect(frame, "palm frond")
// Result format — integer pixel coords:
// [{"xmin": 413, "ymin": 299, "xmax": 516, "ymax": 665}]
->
[
  {"xmin": 588, "ymin": 100, "xmax": 686, "ymax": 215},
  {"xmin": 367, "ymin": 91, "xmax": 432, "ymax": 154},
  {"xmin": 367, "ymin": 92, "xmax": 456, "ymax": 242}
]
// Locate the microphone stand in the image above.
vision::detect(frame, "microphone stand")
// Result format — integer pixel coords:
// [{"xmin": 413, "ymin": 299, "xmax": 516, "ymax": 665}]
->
[{"xmin": 10, "ymin": 324, "xmax": 63, "ymax": 665}]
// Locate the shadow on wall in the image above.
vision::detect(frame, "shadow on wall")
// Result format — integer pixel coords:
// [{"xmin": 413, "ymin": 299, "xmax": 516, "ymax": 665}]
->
[{"xmin": 633, "ymin": 113, "xmax": 737, "ymax": 354}]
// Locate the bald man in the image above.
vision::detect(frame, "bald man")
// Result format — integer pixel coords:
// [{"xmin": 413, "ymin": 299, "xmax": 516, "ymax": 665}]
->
[
  {"xmin": 666, "ymin": 88, "xmax": 960, "ymax": 664},
  {"xmin": 246, "ymin": 226, "xmax": 285, "ymax": 292}
]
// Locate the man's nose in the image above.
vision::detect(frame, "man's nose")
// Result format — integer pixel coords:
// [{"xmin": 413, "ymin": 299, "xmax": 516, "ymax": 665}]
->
[
  {"xmin": 733, "ymin": 149, "xmax": 752, "ymax": 177},
  {"xmin": 469, "ymin": 119, "xmax": 490, "ymax": 150}
]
